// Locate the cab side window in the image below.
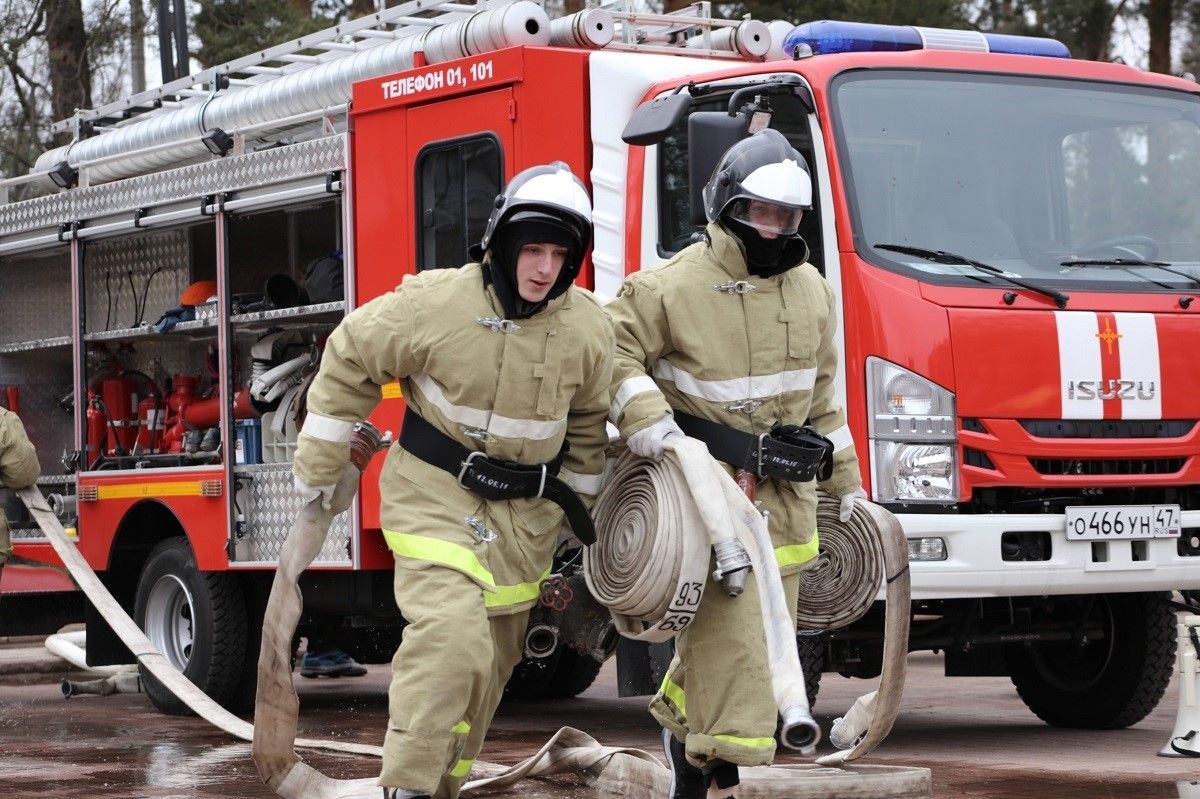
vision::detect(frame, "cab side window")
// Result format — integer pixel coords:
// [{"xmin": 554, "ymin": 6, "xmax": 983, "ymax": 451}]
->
[
  {"xmin": 416, "ymin": 135, "xmax": 502, "ymax": 271},
  {"xmin": 658, "ymin": 93, "xmax": 823, "ymax": 273}
]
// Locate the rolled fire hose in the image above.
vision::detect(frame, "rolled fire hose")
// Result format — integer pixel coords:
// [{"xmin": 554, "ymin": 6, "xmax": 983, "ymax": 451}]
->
[
  {"xmin": 588, "ymin": 437, "xmax": 820, "ymax": 753},
  {"xmin": 803, "ymin": 491, "xmax": 911, "ymax": 768}
]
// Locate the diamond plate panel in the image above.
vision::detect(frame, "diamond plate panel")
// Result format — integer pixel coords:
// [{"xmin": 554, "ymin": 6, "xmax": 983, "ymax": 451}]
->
[
  {"xmin": 0, "ymin": 135, "xmax": 345, "ymax": 238},
  {"xmin": 84, "ymin": 228, "xmax": 193, "ymax": 333},
  {"xmin": 238, "ymin": 465, "xmax": 351, "ymax": 564},
  {"xmin": 0, "ymin": 249, "xmax": 72, "ymax": 342},
  {"xmin": 0, "ymin": 347, "xmax": 76, "ymax": 476}
]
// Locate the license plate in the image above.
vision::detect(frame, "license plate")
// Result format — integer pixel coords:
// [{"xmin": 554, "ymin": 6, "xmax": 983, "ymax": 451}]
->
[{"xmin": 1065, "ymin": 505, "xmax": 1182, "ymax": 540}]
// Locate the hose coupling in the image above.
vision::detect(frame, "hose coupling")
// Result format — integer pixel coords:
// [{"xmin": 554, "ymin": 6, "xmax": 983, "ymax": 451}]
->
[
  {"xmin": 711, "ymin": 538, "xmax": 752, "ymax": 597},
  {"xmin": 779, "ymin": 704, "xmax": 821, "ymax": 755},
  {"xmin": 524, "ymin": 623, "xmax": 560, "ymax": 659}
]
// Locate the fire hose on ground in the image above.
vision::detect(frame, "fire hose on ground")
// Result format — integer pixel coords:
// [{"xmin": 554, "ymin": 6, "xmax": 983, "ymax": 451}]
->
[
  {"xmin": 19, "ymin": 423, "xmax": 927, "ymax": 798},
  {"xmin": 586, "ymin": 436, "xmax": 912, "ymax": 767}
]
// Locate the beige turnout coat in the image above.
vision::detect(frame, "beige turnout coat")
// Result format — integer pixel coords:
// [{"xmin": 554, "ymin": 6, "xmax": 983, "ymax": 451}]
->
[
  {"xmin": 295, "ymin": 263, "xmax": 614, "ymax": 615},
  {"xmin": 606, "ymin": 223, "xmax": 861, "ymax": 574},
  {"xmin": 0, "ymin": 408, "xmax": 41, "ymax": 577}
]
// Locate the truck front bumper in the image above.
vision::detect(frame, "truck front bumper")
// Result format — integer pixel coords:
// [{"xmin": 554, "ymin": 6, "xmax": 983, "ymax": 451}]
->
[{"xmin": 897, "ymin": 509, "xmax": 1200, "ymax": 600}]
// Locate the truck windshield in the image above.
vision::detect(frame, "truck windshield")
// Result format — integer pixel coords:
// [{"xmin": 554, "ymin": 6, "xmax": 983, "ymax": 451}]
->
[{"xmin": 831, "ymin": 70, "xmax": 1200, "ymax": 293}]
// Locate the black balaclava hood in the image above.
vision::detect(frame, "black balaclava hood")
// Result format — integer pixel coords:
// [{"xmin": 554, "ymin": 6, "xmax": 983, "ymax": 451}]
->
[
  {"xmin": 722, "ymin": 217, "xmax": 810, "ymax": 278},
  {"xmin": 485, "ymin": 217, "xmax": 580, "ymax": 319}
]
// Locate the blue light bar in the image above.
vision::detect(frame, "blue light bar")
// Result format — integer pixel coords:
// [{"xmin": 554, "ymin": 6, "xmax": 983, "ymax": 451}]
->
[{"xmin": 784, "ymin": 20, "xmax": 1070, "ymax": 59}]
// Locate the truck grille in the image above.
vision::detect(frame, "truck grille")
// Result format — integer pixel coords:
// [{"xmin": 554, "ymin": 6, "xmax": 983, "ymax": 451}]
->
[
  {"xmin": 1020, "ymin": 419, "xmax": 1195, "ymax": 439},
  {"xmin": 965, "ymin": 485, "xmax": 1200, "ymax": 514},
  {"xmin": 1029, "ymin": 457, "xmax": 1186, "ymax": 476}
]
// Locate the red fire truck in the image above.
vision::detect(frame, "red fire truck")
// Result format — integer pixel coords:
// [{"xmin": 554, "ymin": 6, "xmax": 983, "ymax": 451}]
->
[{"xmin": 2, "ymin": 1, "xmax": 1197, "ymax": 729}]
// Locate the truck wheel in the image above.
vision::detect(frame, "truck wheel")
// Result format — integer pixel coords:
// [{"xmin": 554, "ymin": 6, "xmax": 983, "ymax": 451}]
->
[
  {"xmin": 1007, "ymin": 592, "xmax": 1175, "ymax": 729},
  {"xmin": 503, "ymin": 646, "xmax": 565, "ymax": 701},
  {"xmin": 133, "ymin": 538, "xmax": 248, "ymax": 715},
  {"xmin": 797, "ymin": 632, "xmax": 824, "ymax": 709},
  {"xmin": 544, "ymin": 648, "xmax": 604, "ymax": 699}
]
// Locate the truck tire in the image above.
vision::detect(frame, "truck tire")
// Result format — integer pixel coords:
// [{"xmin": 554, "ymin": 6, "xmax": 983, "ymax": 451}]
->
[
  {"xmin": 1006, "ymin": 592, "xmax": 1175, "ymax": 729},
  {"xmin": 544, "ymin": 648, "xmax": 604, "ymax": 698},
  {"xmin": 504, "ymin": 645, "xmax": 604, "ymax": 700},
  {"xmin": 133, "ymin": 538, "xmax": 248, "ymax": 716},
  {"xmin": 797, "ymin": 632, "xmax": 824, "ymax": 709}
]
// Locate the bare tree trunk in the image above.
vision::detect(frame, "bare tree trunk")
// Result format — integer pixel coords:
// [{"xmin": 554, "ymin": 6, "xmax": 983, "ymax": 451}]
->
[
  {"xmin": 131, "ymin": 0, "xmax": 146, "ymax": 94},
  {"xmin": 45, "ymin": 0, "xmax": 92, "ymax": 131},
  {"xmin": 1146, "ymin": 0, "xmax": 1174, "ymax": 73}
]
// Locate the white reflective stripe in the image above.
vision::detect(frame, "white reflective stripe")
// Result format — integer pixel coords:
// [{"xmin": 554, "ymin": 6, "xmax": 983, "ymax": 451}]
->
[
  {"xmin": 652, "ymin": 360, "xmax": 816, "ymax": 403},
  {"xmin": 560, "ymin": 467, "xmax": 604, "ymax": 495},
  {"xmin": 825, "ymin": 424, "xmax": 854, "ymax": 453},
  {"xmin": 1055, "ymin": 312, "xmax": 1102, "ymax": 420},
  {"xmin": 300, "ymin": 411, "xmax": 355, "ymax": 443},
  {"xmin": 410, "ymin": 372, "xmax": 567, "ymax": 441},
  {"xmin": 609, "ymin": 375, "xmax": 659, "ymax": 422},
  {"xmin": 1113, "ymin": 313, "xmax": 1161, "ymax": 420}
]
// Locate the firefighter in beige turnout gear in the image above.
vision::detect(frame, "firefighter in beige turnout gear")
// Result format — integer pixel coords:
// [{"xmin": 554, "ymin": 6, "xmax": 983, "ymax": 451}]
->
[
  {"xmin": 606, "ymin": 129, "xmax": 864, "ymax": 798},
  {"xmin": 292, "ymin": 164, "xmax": 614, "ymax": 799},
  {"xmin": 0, "ymin": 408, "xmax": 40, "ymax": 590}
]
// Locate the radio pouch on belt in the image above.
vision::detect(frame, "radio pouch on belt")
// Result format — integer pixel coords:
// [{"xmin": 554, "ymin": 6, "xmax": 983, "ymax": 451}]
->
[{"xmin": 675, "ymin": 411, "xmax": 834, "ymax": 482}]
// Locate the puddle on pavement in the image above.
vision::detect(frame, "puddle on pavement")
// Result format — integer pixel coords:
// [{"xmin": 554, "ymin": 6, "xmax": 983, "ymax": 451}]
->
[{"xmin": 946, "ymin": 774, "xmax": 1194, "ymax": 799}]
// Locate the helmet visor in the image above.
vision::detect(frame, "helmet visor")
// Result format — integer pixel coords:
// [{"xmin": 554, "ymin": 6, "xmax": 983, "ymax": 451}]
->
[{"xmin": 726, "ymin": 198, "xmax": 805, "ymax": 236}]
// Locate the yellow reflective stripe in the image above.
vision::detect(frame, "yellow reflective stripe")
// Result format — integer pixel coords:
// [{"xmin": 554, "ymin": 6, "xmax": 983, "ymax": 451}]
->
[
  {"xmin": 449, "ymin": 758, "xmax": 474, "ymax": 778},
  {"xmin": 715, "ymin": 734, "xmax": 776, "ymax": 749},
  {"xmin": 96, "ymin": 481, "xmax": 207, "ymax": 500},
  {"xmin": 483, "ymin": 566, "xmax": 552, "ymax": 609},
  {"xmin": 381, "ymin": 381, "xmax": 402, "ymax": 400},
  {"xmin": 775, "ymin": 530, "xmax": 819, "ymax": 568},
  {"xmin": 660, "ymin": 674, "xmax": 686, "ymax": 717},
  {"xmin": 450, "ymin": 720, "xmax": 471, "ymax": 735},
  {"xmin": 382, "ymin": 530, "xmax": 495, "ymax": 588}
]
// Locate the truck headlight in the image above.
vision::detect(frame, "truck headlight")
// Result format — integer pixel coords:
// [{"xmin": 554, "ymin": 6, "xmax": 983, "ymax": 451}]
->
[
  {"xmin": 873, "ymin": 442, "xmax": 956, "ymax": 502},
  {"xmin": 867, "ymin": 358, "xmax": 958, "ymax": 504}
]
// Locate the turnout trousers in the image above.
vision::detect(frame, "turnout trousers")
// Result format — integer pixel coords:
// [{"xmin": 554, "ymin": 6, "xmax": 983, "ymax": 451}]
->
[
  {"xmin": 381, "ymin": 558, "xmax": 531, "ymax": 798},
  {"xmin": 650, "ymin": 569, "xmax": 805, "ymax": 767}
]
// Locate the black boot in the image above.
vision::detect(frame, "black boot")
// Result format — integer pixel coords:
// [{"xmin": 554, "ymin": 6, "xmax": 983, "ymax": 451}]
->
[
  {"xmin": 707, "ymin": 761, "xmax": 740, "ymax": 799},
  {"xmin": 662, "ymin": 727, "xmax": 708, "ymax": 799}
]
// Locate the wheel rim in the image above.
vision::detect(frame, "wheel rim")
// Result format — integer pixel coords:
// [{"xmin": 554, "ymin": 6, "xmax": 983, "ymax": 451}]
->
[
  {"xmin": 143, "ymin": 574, "xmax": 196, "ymax": 671},
  {"xmin": 1026, "ymin": 599, "xmax": 1116, "ymax": 693}
]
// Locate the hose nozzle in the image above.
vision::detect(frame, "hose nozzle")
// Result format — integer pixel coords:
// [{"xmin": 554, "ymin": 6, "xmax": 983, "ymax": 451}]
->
[
  {"xmin": 712, "ymin": 538, "xmax": 752, "ymax": 596},
  {"xmin": 779, "ymin": 704, "xmax": 821, "ymax": 755}
]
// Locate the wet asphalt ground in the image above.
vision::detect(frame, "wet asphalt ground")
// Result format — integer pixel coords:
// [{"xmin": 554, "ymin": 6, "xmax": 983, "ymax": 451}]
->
[{"xmin": 0, "ymin": 645, "xmax": 1196, "ymax": 799}]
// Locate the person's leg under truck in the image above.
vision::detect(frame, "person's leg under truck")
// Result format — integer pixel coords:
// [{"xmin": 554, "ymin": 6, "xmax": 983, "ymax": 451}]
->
[
  {"xmin": 0, "ymin": 515, "xmax": 9, "ymax": 586},
  {"xmin": 649, "ymin": 568, "xmax": 777, "ymax": 767},
  {"xmin": 382, "ymin": 561, "xmax": 502, "ymax": 793},
  {"xmin": 433, "ymin": 610, "xmax": 530, "ymax": 799}
]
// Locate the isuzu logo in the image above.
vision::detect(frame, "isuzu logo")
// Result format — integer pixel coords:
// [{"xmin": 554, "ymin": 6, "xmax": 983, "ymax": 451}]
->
[{"xmin": 1066, "ymin": 379, "xmax": 1156, "ymax": 401}]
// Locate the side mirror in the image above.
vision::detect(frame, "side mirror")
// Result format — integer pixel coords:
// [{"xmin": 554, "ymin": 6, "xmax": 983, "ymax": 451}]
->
[
  {"xmin": 621, "ymin": 91, "xmax": 693, "ymax": 146},
  {"xmin": 687, "ymin": 111, "xmax": 751, "ymax": 225}
]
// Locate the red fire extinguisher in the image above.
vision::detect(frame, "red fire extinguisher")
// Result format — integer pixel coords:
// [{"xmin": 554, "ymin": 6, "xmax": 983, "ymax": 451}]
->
[
  {"xmin": 136, "ymin": 392, "xmax": 164, "ymax": 454},
  {"xmin": 86, "ymin": 391, "xmax": 108, "ymax": 465},
  {"xmin": 101, "ymin": 377, "xmax": 138, "ymax": 454}
]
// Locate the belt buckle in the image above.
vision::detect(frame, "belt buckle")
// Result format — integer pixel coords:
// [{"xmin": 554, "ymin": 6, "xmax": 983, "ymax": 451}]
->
[
  {"xmin": 755, "ymin": 432, "xmax": 769, "ymax": 479},
  {"xmin": 458, "ymin": 450, "xmax": 487, "ymax": 490}
]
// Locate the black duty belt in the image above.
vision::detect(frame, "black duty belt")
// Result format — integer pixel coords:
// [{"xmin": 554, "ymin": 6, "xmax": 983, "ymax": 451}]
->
[
  {"xmin": 674, "ymin": 410, "xmax": 834, "ymax": 483},
  {"xmin": 398, "ymin": 408, "xmax": 595, "ymax": 546}
]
